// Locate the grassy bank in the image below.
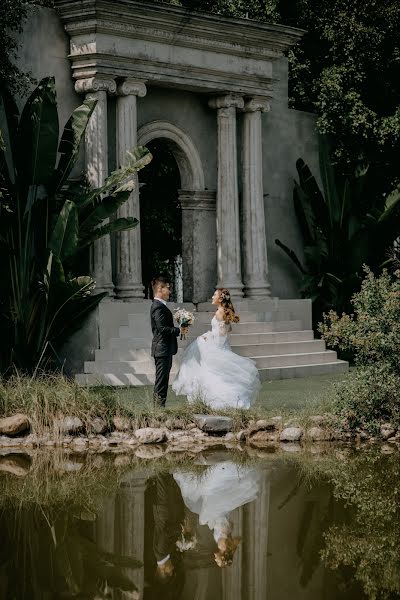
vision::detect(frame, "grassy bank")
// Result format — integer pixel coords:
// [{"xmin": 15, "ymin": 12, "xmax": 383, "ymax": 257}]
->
[{"xmin": 0, "ymin": 372, "xmax": 347, "ymax": 436}]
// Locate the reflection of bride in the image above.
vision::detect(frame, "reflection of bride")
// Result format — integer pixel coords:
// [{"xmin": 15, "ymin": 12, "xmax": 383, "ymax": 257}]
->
[
  {"xmin": 172, "ymin": 288, "xmax": 261, "ymax": 410},
  {"xmin": 174, "ymin": 462, "xmax": 261, "ymax": 567}
]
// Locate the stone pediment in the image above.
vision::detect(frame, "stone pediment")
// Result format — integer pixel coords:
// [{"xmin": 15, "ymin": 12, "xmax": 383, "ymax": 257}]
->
[{"xmin": 55, "ymin": 0, "xmax": 304, "ymax": 96}]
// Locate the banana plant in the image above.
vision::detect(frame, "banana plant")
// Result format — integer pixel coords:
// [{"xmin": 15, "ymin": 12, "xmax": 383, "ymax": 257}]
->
[
  {"xmin": 0, "ymin": 76, "xmax": 152, "ymax": 374},
  {"xmin": 275, "ymin": 135, "xmax": 400, "ymax": 323}
]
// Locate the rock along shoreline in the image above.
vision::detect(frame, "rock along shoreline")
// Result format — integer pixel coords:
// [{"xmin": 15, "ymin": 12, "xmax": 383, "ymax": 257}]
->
[{"xmin": 0, "ymin": 413, "xmax": 399, "ymax": 454}]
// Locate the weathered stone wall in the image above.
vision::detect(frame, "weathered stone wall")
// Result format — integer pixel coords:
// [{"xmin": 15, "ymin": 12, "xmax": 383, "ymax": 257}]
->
[{"xmin": 13, "ymin": 6, "xmax": 318, "ymax": 301}]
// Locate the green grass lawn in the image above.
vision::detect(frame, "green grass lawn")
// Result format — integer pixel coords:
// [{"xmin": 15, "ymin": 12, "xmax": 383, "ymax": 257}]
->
[{"xmin": 113, "ymin": 371, "xmax": 349, "ymax": 415}]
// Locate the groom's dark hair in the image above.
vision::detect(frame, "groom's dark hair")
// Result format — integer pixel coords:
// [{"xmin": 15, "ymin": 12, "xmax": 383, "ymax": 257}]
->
[{"xmin": 151, "ymin": 276, "xmax": 171, "ymax": 292}]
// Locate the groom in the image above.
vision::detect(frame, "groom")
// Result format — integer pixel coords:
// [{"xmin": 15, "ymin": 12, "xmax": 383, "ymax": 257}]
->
[{"xmin": 151, "ymin": 276, "xmax": 187, "ymax": 407}]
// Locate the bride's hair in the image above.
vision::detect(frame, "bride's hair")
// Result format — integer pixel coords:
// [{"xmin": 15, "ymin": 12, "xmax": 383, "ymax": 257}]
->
[{"xmin": 217, "ymin": 288, "xmax": 240, "ymax": 324}]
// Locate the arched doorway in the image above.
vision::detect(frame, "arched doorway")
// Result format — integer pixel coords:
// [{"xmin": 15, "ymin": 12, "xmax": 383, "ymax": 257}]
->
[
  {"xmin": 138, "ymin": 121, "xmax": 216, "ymax": 304},
  {"xmin": 139, "ymin": 139, "xmax": 182, "ymax": 300}
]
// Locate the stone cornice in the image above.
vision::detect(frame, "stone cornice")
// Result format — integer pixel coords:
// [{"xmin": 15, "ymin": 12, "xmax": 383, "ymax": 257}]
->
[
  {"xmin": 55, "ymin": 0, "xmax": 305, "ymax": 57},
  {"xmin": 55, "ymin": 0, "xmax": 304, "ymax": 95}
]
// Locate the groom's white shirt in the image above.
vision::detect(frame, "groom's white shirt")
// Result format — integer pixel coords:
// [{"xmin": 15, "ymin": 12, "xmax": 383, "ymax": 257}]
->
[{"xmin": 154, "ymin": 298, "xmax": 167, "ymax": 306}]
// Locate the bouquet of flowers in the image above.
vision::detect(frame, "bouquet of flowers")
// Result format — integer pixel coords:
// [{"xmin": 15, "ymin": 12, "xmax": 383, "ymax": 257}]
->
[{"xmin": 174, "ymin": 307, "xmax": 195, "ymax": 339}]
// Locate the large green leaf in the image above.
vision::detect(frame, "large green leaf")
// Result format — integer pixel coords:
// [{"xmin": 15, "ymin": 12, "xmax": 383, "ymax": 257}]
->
[
  {"xmin": 51, "ymin": 98, "xmax": 97, "ymax": 195},
  {"xmin": 79, "ymin": 190, "xmax": 132, "ymax": 233},
  {"xmin": 378, "ymin": 186, "xmax": 400, "ymax": 223},
  {"xmin": 49, "ymin": 200, "xmax": 79, "ymax": 260},
  {"xmin": 17, "ymin": 76, "xmax": 59, "ymax": 188},
  {"xmin": 275, "ymin": 238, "xmax": 307, "ymax": 274},
  {"xmin": 79, "ymin": 216, "xmax": 138, "ymax": 251},
  {"xmin": 76, "ymin": 146, "xmax": 152, "ymax": 211},
  {"xmin": 293, "ymin": 182, "xmax": 316, "ymax": 245},
  {"xmin": 318, "ymin": 135, "xmax": 340, "ymax": 227}
]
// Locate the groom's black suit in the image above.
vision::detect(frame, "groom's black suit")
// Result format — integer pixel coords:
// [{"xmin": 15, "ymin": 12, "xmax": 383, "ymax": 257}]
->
[{"xmin": 151, "ymin": 300, "xmax": 180, "ymax": 406}]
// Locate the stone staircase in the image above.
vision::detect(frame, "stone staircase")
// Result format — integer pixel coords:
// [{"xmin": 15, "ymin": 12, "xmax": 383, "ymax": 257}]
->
[{"xmin": 75, "ymin": 299, "xmax": 348, "ymax": 386}]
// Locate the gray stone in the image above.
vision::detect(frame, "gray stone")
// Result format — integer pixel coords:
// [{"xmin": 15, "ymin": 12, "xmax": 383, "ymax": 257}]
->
[
  {"xmin": 381, "ymin": 423, "xmax": 396, "ymax": 441},
  {"xmin": 0, "ymin": 414, "xmax": 30, "ymax": 436},
  {"xmin": 134, "ymin": 427, "xmax": 167, "ymax": 444},
  {"xmin": 224, "ymin": 432, "xmax": 236, "ymax": 442},
  {"xmin": 280, "ymin": 427, "xmax": 303, "ymax": 442},
  {"xmin": 57, "ymin": 416, "xmax": 84, "ymax": 434},
  {"xmin": 306, "ymin": 427, "xmax": 332, "ymax": 442},
  {"xmin": 90, "ymin": 417, "xmax": 108, "ymax": 434},
  {"xmin": 193, "ymin": 414, "xmax": 233, "ymax": 433},
  {"xmin": 250, "ymin": 430, "xmax": 280, "ymax": 444},
  {"xmin": 255, "ymin": 419, "xmax": 276, "ymax": 431}
]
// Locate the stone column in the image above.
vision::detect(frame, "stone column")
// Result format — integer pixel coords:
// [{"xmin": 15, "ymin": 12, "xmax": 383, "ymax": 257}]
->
[
  {"xmin": 242, "ymin": 97, "xmax": 272, "ymax": 298},
  {"xmin": 209, "ymin": 94, "xmax": 244, "ymax": 298},
  {"xmin": 114, "ymin": 79, "xmax": 147, "ymax": 299},
  {"xmin": 75, "ymin": 76, "xmax": 116, "ymax": 296},
  {"xmin": 179, "ymin": 190, "xmax": 216, "ymax": 303}
]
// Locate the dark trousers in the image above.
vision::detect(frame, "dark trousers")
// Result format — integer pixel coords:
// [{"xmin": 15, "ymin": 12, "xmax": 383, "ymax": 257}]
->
[{"xmin": 153, "ymin": 355, "xmax": 173, "ymax": 406}]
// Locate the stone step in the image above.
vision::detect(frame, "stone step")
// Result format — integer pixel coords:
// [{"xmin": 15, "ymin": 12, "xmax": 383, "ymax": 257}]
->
[
  {"xmin": 95, "ymin": 348, "xmax": 185, "ymax": 361},
  {"xmin": 75, "ymin": 372, "xmax": 156, "ymax": 386},
  {"xmin": 84, "ymin": 360, "xmax": 170, "ymax": 375},
  {"xmin": 76, "ymin": 358, "xmax": 349, "ymax": 387},
  {"xmin": 232, "ymin": 339, "xmax": 326, "ymax": 357},
  {"xmin": 108, "ymin": 328, "xmax": 314, "ymax": 351},
  {"xmin": 258, "ymin": 360, "xmax": 349, "ymax": 381},
  {"xmin": 252, "ymin": 350, "xmax": 337, "ymax": 369},
  {"xmin": 86, "ymin": 346, "xmax": 333, "ymax": 374}
]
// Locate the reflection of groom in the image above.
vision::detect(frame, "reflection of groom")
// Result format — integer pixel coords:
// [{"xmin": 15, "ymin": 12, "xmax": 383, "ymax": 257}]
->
[
  {"xmin": 144, "ymin": 472, "xmax": 185, "ymax": 599},
  {"xmin": 150, "ymin": 276, "xmax": 187, "ymax": 407}
]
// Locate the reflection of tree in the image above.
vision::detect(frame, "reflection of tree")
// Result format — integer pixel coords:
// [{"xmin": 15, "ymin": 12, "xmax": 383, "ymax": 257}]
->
[
  {"xmin": 307, "ymin": 449, "xmax": 400, "ymax": 599},
  {"xmin": 0, "ymin": 506, "xmax": 141, "ymax": 599}
]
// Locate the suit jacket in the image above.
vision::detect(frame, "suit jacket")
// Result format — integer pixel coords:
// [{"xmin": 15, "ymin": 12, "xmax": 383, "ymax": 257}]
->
[{"xmin": 151, "ymin": 300, "xmax": 180, "ymax": 358}]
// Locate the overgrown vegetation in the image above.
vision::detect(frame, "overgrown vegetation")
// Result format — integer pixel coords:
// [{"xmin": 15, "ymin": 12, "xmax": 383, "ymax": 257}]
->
[
  {"xmin": 276, "ymin": 136, "xmax": 400, "ymax": 324},
  {"xmin": 0, "ymin": 77, "xmax": 151, "ymax": 374},
  {"xmin": 320, "ymin": 268, "xmax": 400, "ymax": 432}
]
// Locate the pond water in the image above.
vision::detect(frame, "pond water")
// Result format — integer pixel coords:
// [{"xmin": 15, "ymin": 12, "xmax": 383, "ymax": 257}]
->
[{"xmin": 0, "ymin": 445, "xmax": 399, "ymax": 600}]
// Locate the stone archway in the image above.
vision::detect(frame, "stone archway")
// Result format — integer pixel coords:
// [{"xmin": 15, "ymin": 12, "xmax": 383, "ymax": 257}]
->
[
  {"xmin": 137, "ymin": 121, "xmax": 216, "ymax": 303},
  {"xmin": 137, "ymin": 120, "xmax": 205, "ymax": 191}
]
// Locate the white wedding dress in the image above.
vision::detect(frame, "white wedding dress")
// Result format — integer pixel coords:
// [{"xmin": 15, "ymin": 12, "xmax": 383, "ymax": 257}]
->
[
  {"xmin": 172, "ymin": 316, "xmax": 260, "ymax": 409},
  {"xmin": 173, "ymin": 462, "xmax": 261, "ymax": 542}
]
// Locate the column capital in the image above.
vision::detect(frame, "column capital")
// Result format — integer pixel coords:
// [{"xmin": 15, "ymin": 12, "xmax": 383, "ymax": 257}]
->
[
  {"xmin": 117, "ymin": 79, "xmax": 147, "ymax": 98},
  {"xmin": 208, "ymin": 94, "xmax": 244, "ymax": 111},
  {"xmin": 75, "ymin": 76, "xmax": 117, "ymax": 95},
  {"xmin": 242, "ymin": 96, "xmax": 271, "ymax": 113}
]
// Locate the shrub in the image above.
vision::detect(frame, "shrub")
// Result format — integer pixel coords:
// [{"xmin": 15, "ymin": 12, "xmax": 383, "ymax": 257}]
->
[{"xmin": 320, "ymin": 267, "xmax": 400, "ymax": 430}]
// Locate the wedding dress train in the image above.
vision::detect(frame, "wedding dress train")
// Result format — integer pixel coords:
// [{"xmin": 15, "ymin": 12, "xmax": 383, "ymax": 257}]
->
[{"xmin": 172, "ymin": 316, "xmax": 260, "ymax": 409}]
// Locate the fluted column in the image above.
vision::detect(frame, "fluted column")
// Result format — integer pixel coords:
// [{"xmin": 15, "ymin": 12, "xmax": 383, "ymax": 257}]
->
[
  {"xmin": 75, "ymin": 76, "xmax": 116, "ymax": 296},
  {"xmin": 209, "ymin": 94, "xmax": 244, "ymax": 298},
  {"xmin": 242, "ymin": 97, "xmax": 272, "ymax": 298},
  {"xmin": 114, "ymin": 79, "xmax": 147, "ymax": 299}
]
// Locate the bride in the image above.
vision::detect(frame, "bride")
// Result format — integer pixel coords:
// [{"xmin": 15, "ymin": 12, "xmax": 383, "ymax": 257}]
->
[{"xmin": 172, "ymin": 288, "xmax": 260, "ymax": 409}]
